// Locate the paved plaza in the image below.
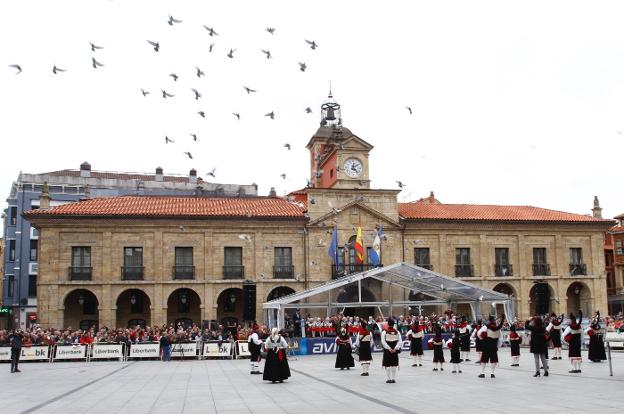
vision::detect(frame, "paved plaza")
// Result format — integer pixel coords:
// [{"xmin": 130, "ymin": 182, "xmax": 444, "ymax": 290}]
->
[{"xmin": 1, "ymin": 350, "xmax": 622, "ymax": 414}]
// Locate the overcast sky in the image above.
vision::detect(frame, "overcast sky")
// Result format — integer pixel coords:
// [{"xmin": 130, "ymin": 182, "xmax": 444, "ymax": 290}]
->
[{"xmin": 2, "ymin": 0, "xmax": 624, "ymax": 228}]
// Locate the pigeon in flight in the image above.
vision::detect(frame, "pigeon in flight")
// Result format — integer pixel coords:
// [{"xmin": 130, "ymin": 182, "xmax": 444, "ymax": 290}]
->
[
  {"xmin": 198, "ymin": 111, "xmax": 206, "ymax": 118},
  {"xmin": 8, "ymin": 64, "xmax": 22, "ymax": 74},
  {"xmin": 261, "ymin": 49, "xmax": 272, "ymax": 59},
  {"xmin": 284, "ymin": 143, "xmax": 291, "ymax": 150},
  {"xmin": 280, "ymin": 173, "xmax": 286, "ymax": 180},
  {"xmin": 305, "ymin": 39, "xmax": 318, "ymax": 49},
  {"xmin": 190, "ymin": 133, "xmax": 199, "ymax": 142},
  {"xmin": 140, "ymin": 89, "xmax": 150, "ymax": 96},
  {"xmin": 232, "ymin": 113, "xmax": 241, "ymax": 120},
  {"xmin": 168, "ymin": 15, "xmax": 183, "ymax": 25},
  {"xmin": 298, "ymin": 62, "xmax": 307, "ymax": 72},
  {"xmin": 396, "ymin": 181, "xmax": 406, "ymax": 188},
  {"xmin": 328, "ymin": 200, "xmax": 341, "ymax": 214},
  {"xmin": 165, "ymin": 136, "xmax": 174, "ymax": 144},
  {"xmin": 238, "ymin": 234, "xmax": 252, "ymax": 242},
  {"xmin": 265, "ymin": 111, "xmax": 275, "ymax": 119},
  {"xmin": 203, "ymin": 26, "xmax": 218, "ymax": 36},
  {"xmin": 227, "ymin": 49, "xmax": 236, "ymax": 58},
  {"xmin": 147, "ymin": 40, "xmax": 160, "ymax": 52},
  {"xmin": 243, "ymin": 86, "xmax": 256, "ymax": 94},
  {"xmin": 91, "ymin": 57, "xmax": 105, "ymax": 68},
  {"xmin": 52, "ymin": 65, "xmax": 67, "ymax": 74},
  {"xmin": 209, "ymin": 43, "xmax": 215, "ymax": 53},
  {"xmin": 405, "ymin": 106, "xmax": 413, "ymax": 115},
  {"xmin": 89, "ymin": 42, "xmax": 104, "ymax": 52},
  {"xmin": 191, "ymin": 88, "xmax": 201, "ymax": 100},
  {"xmin": 184, "ymin": 151, "xmax": 193, "ymax": 159},
  {"xmin": 161, "ymin": 89, "xmax": 174, "ymax": 98},
  {"xmin": 266, "ymin": 27, "xmax": 275, "ymax": 34},
  {"xmin": 169, "ymin": 73, "xmax": 178, "ymax": 81},
  {"xmin": 196, "ymin": 67, "xmax": 204, "ymax": 77},
  {"xmin": 305, "ymin": 107, "xmax": 312, "ymax": 113},
  {"xmin": 206, "ymin": 167, "xmax": 216, "ymax": 177}
]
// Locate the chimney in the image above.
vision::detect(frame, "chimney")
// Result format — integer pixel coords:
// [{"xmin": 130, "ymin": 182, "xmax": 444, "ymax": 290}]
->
[
  {"xmin": 155, "ymin": 167, "xmax": 163, "ymax": 182},
  {"xmin": 189, "ymin": 168, "xmax": 197, "ymax": 184},
  {"xmin": 40, "ymin": 181, "xmax": 50, "ymax": 209},
  {"xmin": 592, "ymin": 196, "xmax": 603, "ymax": 219},
  {"xmin": 82, "ymin": 184, "xmax": 91, "ymax": 200},
  {"xmin": 269, "ymin": 187, "xmax": 277, "ymax": 197},
  {"xmin": 80, "ymin": 161, "xmax": 91, "ymax": 178}
]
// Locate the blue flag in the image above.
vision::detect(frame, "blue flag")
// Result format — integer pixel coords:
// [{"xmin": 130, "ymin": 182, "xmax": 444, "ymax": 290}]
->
[
  {"xmin": 370, "ymin": 227, "xmax": 382, "ymax": 266},
  {"xmin": 327, "ymin": 227, "xmax": 338, "ymax": 263}
]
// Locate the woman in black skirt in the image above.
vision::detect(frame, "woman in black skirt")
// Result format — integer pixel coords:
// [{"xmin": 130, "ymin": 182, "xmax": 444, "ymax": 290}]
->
[
  {"xmin": 562, "ymin": 311, "xmax": 583, "ymax": 373},
  {"xmin": 432, "ymin": 326, "xmax": 445, "ymax": 371},
  {"xmin": 546, "ymin": 313, "xmax": 564, "ymax": 360},
  {"xmin": 448, "ymin": 330, "xmax": 462, "ymax": 373},
  {"xmin": 509, "ymin": 324, "xmax": 521, "ymax": 366},
  {"xmin": 525, "ymin": 316, "xmax": 549, "ymax": 377},
  {"xmin": 355, "ymin": 320, "xmax": 373, "ymax": 376},
  {"xmin": 586, "ymin": 314, "xmax": 606, "ymax": 363},
  {"xmin": 406, "ymin": 321, "xmax": 424, "ymax": 367},
  {"xmin": 263, "ymin": 328, "xmax": 291, "ymax": 383},
  {"xmin": 335, "ymin": 328, "xmax": 355, "ymax": 369}
]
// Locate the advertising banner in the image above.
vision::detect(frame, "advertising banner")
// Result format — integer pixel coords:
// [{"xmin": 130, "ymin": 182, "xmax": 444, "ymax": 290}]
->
[
  {"xmin": 236, "ymin": 341, "xmax": 251, "ymax": 357},
  {"xmin": 171, "ymin": 342, "xmax": 198, "ymax": 358},
  {"xmin": 300, "ymin": 334, "xmax": 452, "ymax": 355},
  {"xmin": 0, "ymin": 347, "xmax": 11, "ymax": 361},
  {"xmin": 54, "ymin": 345, "xmax": 87, "ymax": 360},
  {"xmin": 129, "ymin": 343, "xmax": 160, "ymax": 358},
  {"xmin": 21, "ymin": 346, "xmax": 50, "ymax": 361},
  {"xmin": 91, "ymin": 344, "xmax": 124, "ymax": 359},
  {"xmin": 202, "ymin": 341, "xmax": 232, "ymax": 358}
]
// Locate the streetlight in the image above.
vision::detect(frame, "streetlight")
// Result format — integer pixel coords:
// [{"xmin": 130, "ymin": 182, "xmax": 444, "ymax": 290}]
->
[
  {"xmin": 229, "ymin": 293, "xmax": 236, "ymax": 304},
  {"xmin": 78, "ymin": 294, "xmax": 85, "ymax": 306},
  {"xmin": 130, "ymin": 294, "xmax": 137, "ymax": 305}
]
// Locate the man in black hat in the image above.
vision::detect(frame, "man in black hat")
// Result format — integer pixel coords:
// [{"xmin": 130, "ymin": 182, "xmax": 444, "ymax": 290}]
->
[
  {"xmin": 9, "ymin": 329, "xmax": 23, "ymax": 373},
  {"xmin": 477, "ymin": 314, "xmax": 505, "ymax": 378},
  {"xmin": 381, "ymin": 318, "xmax": 402, "ymax": 383}
]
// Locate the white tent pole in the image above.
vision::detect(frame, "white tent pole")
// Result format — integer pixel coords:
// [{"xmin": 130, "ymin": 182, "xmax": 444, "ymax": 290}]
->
[{"xmin": 358, "ymin": 279, "xmax": 362, "ymax": 303}]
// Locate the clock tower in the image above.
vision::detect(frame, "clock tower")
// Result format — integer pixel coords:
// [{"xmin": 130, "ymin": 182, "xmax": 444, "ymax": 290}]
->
[{"xmin": 306, "ymin": 92, "xmax": 374, "ymax": 189}]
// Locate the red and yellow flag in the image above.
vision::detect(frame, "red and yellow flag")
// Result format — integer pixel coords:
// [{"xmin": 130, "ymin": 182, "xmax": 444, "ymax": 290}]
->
[{"xmin": 354, "ymin": 226, "xmax": 365, "ymax": 264}]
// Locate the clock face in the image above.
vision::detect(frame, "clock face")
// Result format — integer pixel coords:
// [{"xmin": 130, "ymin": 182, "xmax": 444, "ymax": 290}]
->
[{"xmin": 344, "ymin": 158, "xmax": 363, "ymax": 178}]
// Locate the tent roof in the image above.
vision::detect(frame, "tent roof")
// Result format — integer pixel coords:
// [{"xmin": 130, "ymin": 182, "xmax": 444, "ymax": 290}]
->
[{"xmin": 263, "ymin": 262, "xmax": 510, "ymax": 309}]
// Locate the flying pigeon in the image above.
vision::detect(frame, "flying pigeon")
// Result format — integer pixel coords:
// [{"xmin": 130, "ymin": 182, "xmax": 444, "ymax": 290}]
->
[
  {"xmin": 266, "ymin": 27, "xmax": 275, "ymax": 34},
  {"xmin": 161, "ymin": 89, "xmax": 174, "ymax": 98},
  {"xmin": 91, "ymin": 57, "xmax": 105, "ymax": 68},
  {"xmin": 52, "ymin": 65, "xmax": 67, "ymax": 74},
  {"xmin": 198, "ymin": 111, "xmax": 206, "ymax": 118},
  {"xmin": 243, "ymin": 86, "xmax": 257, "ymax": 94},
  {"xmin": 265, "ymin": 111, "xmax": 275, "ymax": 119},
  {"xmin": 305, "ymin": 107, "xmax": 312, "ymax": 113},
  {"xmin": 168, "ymin": 15, "xmax": 183, "ymax": 25},
  {"xmin": 147, "ymin": 40, "xmax": 160, "ymax": 52},
  {"xmin": 396, "ymin": 181, "xmax": 405, "ymax": 188},
  {"xmin": 298, "ymin": 62, "xmax": 307, "ymax": 72},
  {"xmin": 238, "ymin": 234, "xmax": 252, "ymax": 242},
  {"xmin": 227, "ymin": 49, "xmax": 236, "ymax": 58},
  {"xmin": 165, "ymin": 136, "xmax": 174, "ymax": 144},
  {"xmin": 232, "ymin": 113, "xmax": 240, "ymax": 120},
  {"xmin": 89, "ymin": 42, "xmax": 104, "ymax": 52},
  {"xmin": 280, "ymin": 173, "xmax": 286, "ymax": 179},
  {"xmin": 203, "ymin": 26, "xmax": 218, "ymax": 36},
  {"xmin": 140, "ymin": 89, "xmax": 150, "ymax": 96},
  {"xmin": 191, "ymin": 88, "xmax": 201, "ymax": 100},
  {"xmin": 190, "ymin": 133, "xmax": 199, "ymax": 142},
  {"xmin": 184, "ymin": 151, "xmax": 193, "ymax": 159},
  {"xmin": 196, "ymin": 67, "xmax": 204, "ymax": 77},
  {"xmin": 406, "ymin": 106, "xmax": 413, "ymax": 115},
  {"xmin": 209, "ymin": 43, "xmax": 215, "ymax": 53},
  {"xmin": 206, "ymin": 167, "xmax": 216, "ymax": 177},
  {"xmin": 305, "ymin": 39, "xmax": 318, "ymax": 49},
  {"xmin": 169, "ymin": 73, "xmax": 178, "ymax": 81},
  {"xmin": 284, "ymin": 143, "xmax": 291, "ymax": 150},
  {"xmin": 261, "ymin": 49, "xmax": 272, "ymax": 59},
  {"xmin": 8, "ymin": 64, "xmax": 22, "ymax": 74}
]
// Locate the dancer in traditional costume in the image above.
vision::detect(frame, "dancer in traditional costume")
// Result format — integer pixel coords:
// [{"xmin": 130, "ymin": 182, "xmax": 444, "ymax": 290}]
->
[
  {"xmin": 335, "ymin": 327, "xmax": 355, "ymax": 369},
  {"xmin": 263, "ymin": 328, "xmax": 291, "ymax": 383},
  {"xmin": 248, "ymin": 324, "xmax": 263, "ymax": 374},
  {"xmin": 546, "ymin": 313, "xmax": 564, "ymax": 360},
  {"xmin": 458, "ymin": 316, "xmax": 471, "ymax": 362},
  {"xmin": 525, "ymin": 316, "xmax": 549, "ymax": 377},
  {"xmin": 478, "ymin": 314, "xmax": 505, "ymax": 378},
  {"xmin": 447, "ymin": 330, "xmax": 462, "ymax": 373},
  {"xmin": 471, "ymin": 319, "xmax": 484, "ymax": 363},
  {"xmin": 432, "ymin": 326, "xmax": 445, "ymax": 371},
  {"xmin": 406, "ymin": 318, "xmax": 424, "ymax": 367},
  {"xmin": 381, "ymin": 318, "xmax": 402, "ymax": 383},
  {"xmin": 354, "ymin": 320, "xmax": 373, "ymax": 376},
  {"xmin": 509, "ymin": 324, "xmax": 521, "ymax": 366},
  {"xmin": 586, "ymin": 312, "xmax": 606, "ymax": 363},
  {"xmin": 562, "ymin": 311, "xmax": 583, "ymax": 373}
]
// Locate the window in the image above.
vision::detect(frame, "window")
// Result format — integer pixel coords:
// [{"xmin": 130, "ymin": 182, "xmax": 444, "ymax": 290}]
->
[
  {"xmin": 72, "ymin": 247, "xmax": 91, "ymax": 267},
  {"xmin": 9, "ymin": 240, "xmax": 16, "ymax": 261},
  {"xmin": 224, "ymin": 247, "xmax": 243, "ymax": 278},
  {"xmin": 28, "ymin": 275, "xmax": 37, "ymax": 298},
  {"xmin": 8, "ymin": 276, "xmax": 15, "ymax": 297},
  {"xmin": 455, "ymin": 248, "xmax": 473, "ymax": 277},
  {"xmin": 570, "ymin": 248, "xmax": 583, "ymax": 265},
  {"xmin": 414, "ymin": 248, "xmax": 431, "ymax": 269},
  {"xmin": 616, "ymin": 240, "xmax": 623, "ymax": 255},
  {"xmin": 174, "ymin": 247, "xmax": 194, "ymax": 279},
  {"xmin": 274, "ymin": 247, "xmax": 293, "ymax": 278},
  {"xmin": 30, "ymin": 240, "xmax": 38, "ymax": 261},
  {"xmin": 9, "ymin": 207, "xmax": 17, "ymax": 226},
  {"xmin": 123, "ymin": 247, "xmax": 143, "ymax": 279},
  {"xmin": 495, "ymin": 248, "xmax": 512, "ymax": 276},
  {"xmin": 532, "ymin": 248, "xmax": 550, "ymax": 276}
]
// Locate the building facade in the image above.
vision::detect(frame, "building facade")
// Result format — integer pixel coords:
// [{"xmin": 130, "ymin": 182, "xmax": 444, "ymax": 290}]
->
[
  {"xmin": 2, "ymin": 163, "xmax": 257, "ymax": 329},
  {"xmin": 24, "ymin": 95, "xmax": 614, "ymax": 329},
  {"xmin": 607, "ymin": 214, "xmax": 624, "ymax": 315}
]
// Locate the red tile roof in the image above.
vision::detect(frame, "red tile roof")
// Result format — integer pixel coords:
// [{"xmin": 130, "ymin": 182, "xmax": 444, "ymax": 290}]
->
[
  {"xmin": 609, "ymin": 226, "xmax": 624, "ymax": 234},
  {"xmin": 46, "ymin": 170, "xmax": 200, "ymax": 183},
  {"xmin": 398, "ymin": 203, "xmax": 612, "ymax": 223},
  {"xmin": 25, "ymin": 196, "xmax": 306, "ymax": 219}
]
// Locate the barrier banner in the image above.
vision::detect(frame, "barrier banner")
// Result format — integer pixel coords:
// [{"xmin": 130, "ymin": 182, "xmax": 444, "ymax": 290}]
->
[
  {"xmin": 0, "ymin": 347, "xmax": 11, "ymax": 361},
  {"xmin": 302, "ymin": 334, "xmax": 452, "ymax": 355},
  {"xmin": 91, "ymin": 344, "xmax": 124, "ymax": 359},
  {"xmin": 171, "ymin": 342, "xmax": 198, "ymax": 358},
  {"xmin": 21, "ymin": 346, "xmax": 50, "ymax": 361},
  {"xmin": 54, "ymin": 344, "xmax": 87, "ymax": 360},
  {"xmin": 203, "ymin": 341, "xmax": 232, "ymax": 358},
  {"xmin": 129, "ymin": 343, "xmax": 160, "ymax": 358},
  {"xmin": 236, "ymin": 341, "xmax": 251, "ymax": 358}
]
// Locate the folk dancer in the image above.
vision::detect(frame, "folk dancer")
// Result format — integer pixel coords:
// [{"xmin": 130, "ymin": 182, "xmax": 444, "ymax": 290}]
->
[
  {"xmin": 335, "ymin": 327, "xmax": 355, "ymax": 370},
  {"xmin": 406, "ymin": 318, "xmax": 424, "ymax": 367},
  {"xmin": 509, "ymin": 324, "xmax": 521, "ymax": 366},
  {"xmin": 431, "ymin": 326, "xmax": 445, "ymax": 371},
  {"xmin": 586, "ymin": 312, "xmax": 606, "ymax": 363},
  {"xmin": 248, "ymin": 324, "xmax": 263, "ymax": 374},
  {"xmin": 381, "ymin": 318, "xmax": 402, "ymax": 383},
  {"xmin": 263, "ymin": 328, "xmax": 291, "ymax": 383},
  {"xmin": 447, "ymin": 329, "xmax": 462, "ymax": 373},
  {"xmin": 478, "ymin": 314, "xmax": 505, "ymax": 378},
  {"xmin": 354, "ymin": 320, "xmax": 373, "ymax": 376},
  {"xmin": 471, "ymin": 319, "xmax": 484, "ymax": 363},
  {"xmin": 546, "ymin": 313, "xmax": 564, "ymax": 360},
  {"xmin": 458, "ymin": 316, "xmax": 471, "ymax": 362},
  {"xmin": 525, "ymin": 316, "xmax": 549, "ymax": 377},
  {"xmin": 562, "ymin": 311, "xmax": 583, "ymax": 373}
]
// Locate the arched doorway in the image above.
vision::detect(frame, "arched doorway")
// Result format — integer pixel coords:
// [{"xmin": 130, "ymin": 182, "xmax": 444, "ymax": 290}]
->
[
  {"xmin": 529, "ymin": 282, "xmax": 555, "ymax": 316},
  {"xmin": 167, "ymin": 288, "xmax": 201, "ymax": 329},
  {"xmin": 217, "ymin": 288, "xmax": 243, "ymax": 326},
  {"xmin": 566, "ymin": 282, "xmax": 591, "ymax": 316},
  {"xmin": 337, "ymin": 285, "xmax": 376, "ymax": 317},
  {"xmin": 117, "ymin": 289, "xmax": 151, "ymax": 328},
  {"xmin": 64, "ymin": 289, "xmax": 99, "ymax": 331},
  {"xmin": 267, "ymin": 286, "xmax": 296, "ymax": 302},
  {"xmin": 493, "ymin": 283, "xmax": 516, "ymax": 317}
]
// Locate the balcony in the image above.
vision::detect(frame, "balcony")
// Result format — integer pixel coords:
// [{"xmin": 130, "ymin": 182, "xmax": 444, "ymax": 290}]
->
[
  {"xmin": 415, "ymin": 263, "xmax": 433, "ymax": 271},
  {"xmin": 332, "ymin": 264, "xmax": 380, "ymax": 279},
  {"xmin": 495, "ymin": 264, "xmax": 513, "ymax": 277},
  {"xmin": 273, "ymin": 265, "xmax": 294, "ymax": 279},
  {"xmin": 569, "ymin": 263, "xmax": 587, "ymax": 276},
  {"xmin": 532, "ymin": 263, "xmax": 551, "ymax": 276},
  {"xmin": 455, "ymin": 264, "xmax": 474, "ymax": 277},
  {"xmin": 68, "ymin": 266, "xmax": 92, "ymax": 281},
  {"xmin": 172, "ymin": 265, "xmax": 195, "ymax": 280},
  {"xmin": 121, "ymin": 266, "xmax": 144, "ymax": 280},
  {"xmin": 223, "ymin": 265, "xmax": 245, "ymax": 279}
]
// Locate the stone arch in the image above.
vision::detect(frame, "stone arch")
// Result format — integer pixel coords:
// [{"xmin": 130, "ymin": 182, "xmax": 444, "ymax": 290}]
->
[
  {"xmin": 492, "ymin": 283, "xmax": 517, "ymax": 317},
  {"xmin": 216, "ymin": 287, "xmax": 243, "ymax": 326},
  {"xmin": 266, "ymin": 286, "xmax": 296, "ymax": 302},
  {"xmin": 116, "ymin": 288, "xmax": 152, "ymax": 328},
  {"xmin": 167, "ymin": 288, "xmax": 202, "ymax": 328},
  {"xmin": 566, "ymin": 281, "xmax": 592, "ymax": 316},
  {"xmin": 63, "ymin": 288, "xmax": 99, "ymax": 331},
  {"xmin": 529, "ymin": 282, "xmax": 555, "ymax": 316}
]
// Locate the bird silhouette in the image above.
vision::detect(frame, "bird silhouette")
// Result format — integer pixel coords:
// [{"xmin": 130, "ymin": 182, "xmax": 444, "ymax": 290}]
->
[
  {"xmin": 265, "ymin": 111, "xmax": 275, "ymax": 119},
  {"xmin": 169, "ymin": 73, "xmax": 178, "ymax": 81},
  {"xmin": 165, "ymin": 136, "xmax": 174, "ymax": 144},
  {"xmin": 191, "ymin": 88, "xmax": 201, "ymax": 100},
  {"xmin": 196, "ymin": 67, "xmax": 205, "ymax": 77},
  {"xmin": 238, "ymin": 234, "xmax": 252, "ymax": 242},
  {"xmin": 305, "ymin": 39, "xmax": 318, "ymax": 49},
  {"xmin": 203, "ymin": 26, "xmax": 218, "ymax": 36},
  {"xmin": 317, "ymin": 239, "xmax": 327, "ymax": 247},
  {"xmin": 309, "ymin": 196, "xmax": 316, "ymax": 204},
  {"xmin": 306, "ymin": 180, "xmax": 313, "ymax": 188},
  {"xmin": 266, "ymin": 27, "xmax": 275, "ymax": 34},
  {"xmin": 168, "ymin": 15, "xmax": 183, "ymax": 25},
  {"xmin": 328, "ymin": 201, "xmax": 341, "ymax": 214},
  {"xmin": 280, "ymin": 173, "xmax": 286, "ymax": 179},
  {"xmin": 396, "ymin": 181, "xmax": 405, "ymax": 188},
  {"xmin": 190, "ymin": 133, "xmax": 199, "ymax": 142},
  {"xmin": 261, "ymin": 49, "xmax": 272, "ymax": 59},
  {"xmin": 227, "ymin": 49, "xmax": 236, "ymax": 58},
  {"xmin": 284, "ymin": 143, "xmax": 291, "ymax": 150},
  {"xmin": 91, "ymin": 57, "xmax": 105, "ymax": 68},
  {"xmin": 184, "ymin": 151, "xmax": 193, "ymax": 159},
  {"xmin": 140, "ymin": 89, "xmax": 150, "ymax": 96},
  {"xmin": 52, "ymin": 65, "xmax": 67, "ymax": 74},
  {"xmin": 232, "ymin": 113, "xmax": 241, "ymax": 120},
  {"xmin": 198, "ymin": 111, "xmax": 206, "ymax": 118},
  {"xmin": 147, "ymin": 40, "xmax": 160, "ymax": 52},
  {"xmin": 305, "ymin": 107, "xmax": 312, "ymax": 113},
  {"xmin": 243, "ymin": 86, "xmax": 256, "ymax": 94},
  {"xmin": 209, "ymin": 43, "xmax": 215, "ymax": 53},
  {"xmin": 89, "ymin": 42, "xmax": 104, "ymax": 52},
  {"xmin": 298, "ymin": 62, "xmax": 307, "ymax": 72},
  {"xmin": 8, "ymin": 64, "xmax": 22, "ymax": 74},
  {"xmin": 406, "ymin": 106, "xmax": 413, "ymax": 115},
  {"xmin": 161, "ymin": 89, "xmax": 174, "ymax": 98},
  {"xmin": 206, "ymin": 167, "xmax": 216, "ymax": 177}
]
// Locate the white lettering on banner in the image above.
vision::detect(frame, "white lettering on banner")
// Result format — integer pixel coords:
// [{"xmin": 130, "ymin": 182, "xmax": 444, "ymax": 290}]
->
[
  {"xmin": 54, "ymin": 345, "xmax": 87, "ymax": 360},
  {"xmin": 312, "ymin": 342, "xmax": 337, "ymax": 354},
  {"xmin": 0, "ymin": 347, "xmax": 11, "ymax": 361},
  {"xmin": 203, "ymin": 342, "xmax": 232, "ymax": 357},
  {"xmin": 171, "ymin": 343, "xmax": 198, "ymax": 357},
  {"xmin": 237, "ymin": 341, "xmax": 251, "ymax": 357},
  {"xmin": 21, "ymin": 346, "xmax": 50, "ymax": 360},
  {"xmin": 91, "ymin": 344, "xmax": 124, "ymax": 359},
  {"xmin": 129, "ymin": 343, "xmax": 160, "ymax": 358}
]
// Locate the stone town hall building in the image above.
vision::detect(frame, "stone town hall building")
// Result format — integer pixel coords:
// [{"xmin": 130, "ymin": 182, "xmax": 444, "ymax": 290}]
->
[{"xmin": 26, "ymin": 95, "xmax": 613, "ymax": 330}]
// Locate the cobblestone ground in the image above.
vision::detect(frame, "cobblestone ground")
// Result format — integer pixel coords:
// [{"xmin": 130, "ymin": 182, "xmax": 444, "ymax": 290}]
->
[{"xmin": 1, "ymin": 350, "xmax": 622, "ymax": 414}]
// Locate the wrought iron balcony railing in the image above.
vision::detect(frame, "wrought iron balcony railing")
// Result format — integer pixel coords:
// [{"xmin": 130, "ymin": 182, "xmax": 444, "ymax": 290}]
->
[
  {"xmin": 121, "ymin": 266, "xmax": 144, "ymax": 280},
  {"xmin": 68, "ymin": 266, "xmax": 92, "ymax": 281},
  {"xmin": 455, "ymin": 264, "xmax": 474, "ymax": 277},
  {"xmin": 223, "ymin": 265, "xmax": 245, "ymax": 279},
  {"xmin": 173, "ymin": 265, "xmax": 195, "ymax": 279}
]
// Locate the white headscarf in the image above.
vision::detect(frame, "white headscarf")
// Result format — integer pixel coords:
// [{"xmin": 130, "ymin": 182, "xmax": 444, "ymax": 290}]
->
[{"xmin": 271, "ymin": 327, "xmax": 279, "ymax": 341}]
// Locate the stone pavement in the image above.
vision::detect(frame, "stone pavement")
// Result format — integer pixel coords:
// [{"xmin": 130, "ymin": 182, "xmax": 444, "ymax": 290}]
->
[{"xmin": 1, "ymin": 350, "xmax": 622, "ymax": 414}]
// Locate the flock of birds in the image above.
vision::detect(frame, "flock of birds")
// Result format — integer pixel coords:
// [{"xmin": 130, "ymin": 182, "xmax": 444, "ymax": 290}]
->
[{"xmin": 7, "ymin": 14, "xmax": 413, "ymax": 191}]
